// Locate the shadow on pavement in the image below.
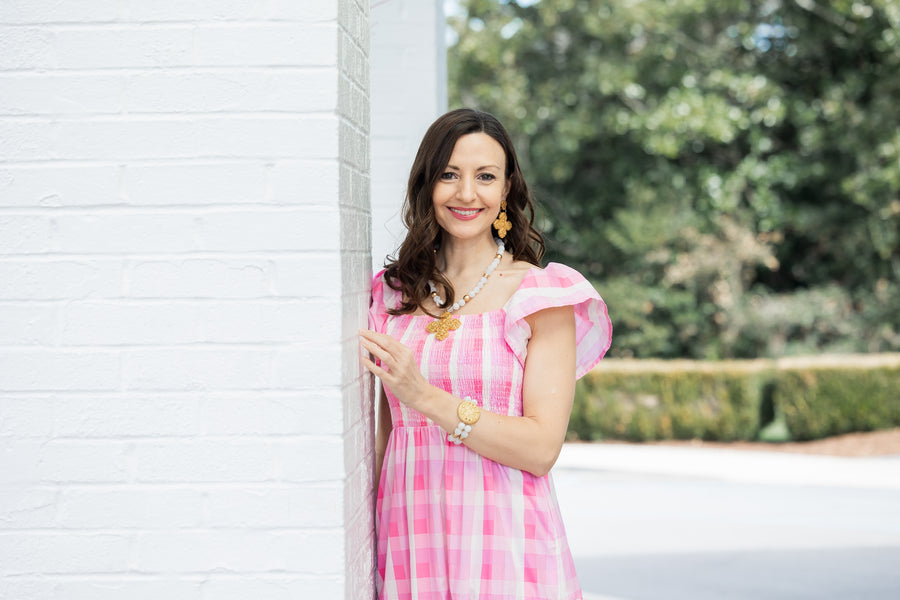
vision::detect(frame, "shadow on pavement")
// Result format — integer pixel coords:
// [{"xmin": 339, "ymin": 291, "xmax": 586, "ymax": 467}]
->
[{"xmin": 577, "ymin": 546, "xmax": 900, "ymax": 600}]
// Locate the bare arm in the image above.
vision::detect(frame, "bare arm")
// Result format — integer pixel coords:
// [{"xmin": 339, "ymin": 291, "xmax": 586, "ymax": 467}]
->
[{"xmin": 360, "ymin": 305, "xmax": 576, "ymax": 477}]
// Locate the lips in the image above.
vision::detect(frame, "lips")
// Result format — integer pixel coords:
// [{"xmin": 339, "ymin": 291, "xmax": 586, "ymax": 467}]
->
[{"xmin": 448, "ymin": 207, "xmax": 484, "ymax": 219}]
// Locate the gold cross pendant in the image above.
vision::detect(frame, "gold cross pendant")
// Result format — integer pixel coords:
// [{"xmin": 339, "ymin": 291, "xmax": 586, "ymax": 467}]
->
[{"xmin": 426, "ymin": 311, "xmax": 461, "ymax": 341}]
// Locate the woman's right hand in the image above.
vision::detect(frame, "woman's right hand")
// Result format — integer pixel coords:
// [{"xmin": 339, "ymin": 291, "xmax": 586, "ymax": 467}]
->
[{"xmin": 359, "ymin": 329, "xmax": 431, "ymax": 412}]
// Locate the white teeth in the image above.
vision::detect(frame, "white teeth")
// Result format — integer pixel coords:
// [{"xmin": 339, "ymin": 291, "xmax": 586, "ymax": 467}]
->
[{"xmin": 449, "ymin": 208, "xmax": 480, "ymax": 216}]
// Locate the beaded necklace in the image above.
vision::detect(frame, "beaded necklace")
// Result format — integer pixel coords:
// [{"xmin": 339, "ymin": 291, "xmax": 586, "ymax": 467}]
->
[{"xmin": 425, "ymin": 238, "xmax": 505, "ymax": 341}]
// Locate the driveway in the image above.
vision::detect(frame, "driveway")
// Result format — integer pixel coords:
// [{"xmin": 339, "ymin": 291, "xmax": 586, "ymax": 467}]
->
[{"xmin": 553, "ymin": 443, "xmax": 900, "ymax": 600}]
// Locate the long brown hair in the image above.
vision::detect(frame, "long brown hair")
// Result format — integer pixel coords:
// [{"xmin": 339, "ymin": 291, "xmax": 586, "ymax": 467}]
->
[{"xmin": 383, "ymin": 108, "xmax": 545, "ymax": 315}]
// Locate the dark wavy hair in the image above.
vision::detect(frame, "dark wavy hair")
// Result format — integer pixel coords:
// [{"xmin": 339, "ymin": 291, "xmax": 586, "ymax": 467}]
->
[{"xmin": 383, "ymin": 108, "xmax": 545, "ymax": 316}]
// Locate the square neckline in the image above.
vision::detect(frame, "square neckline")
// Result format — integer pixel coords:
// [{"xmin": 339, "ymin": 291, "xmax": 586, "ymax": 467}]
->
[{"xmin": 405, "ymin": 264, "xmax": 543, "ymax": 319}]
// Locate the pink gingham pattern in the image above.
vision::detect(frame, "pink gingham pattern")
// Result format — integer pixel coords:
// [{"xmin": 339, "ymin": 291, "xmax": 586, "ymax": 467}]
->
[{"xmin": 370, "ymin": 263, "xmax": 611, "ymax": 600}]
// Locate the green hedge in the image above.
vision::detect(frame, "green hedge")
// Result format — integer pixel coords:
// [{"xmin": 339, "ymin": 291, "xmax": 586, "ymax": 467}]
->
[
  {"xmin": 776, "ymin": 362, "xmax": 900, "ymax": 441},
  {"xmin": 571, "ymin": 355, "xmax": 900, "ymax": 442}
]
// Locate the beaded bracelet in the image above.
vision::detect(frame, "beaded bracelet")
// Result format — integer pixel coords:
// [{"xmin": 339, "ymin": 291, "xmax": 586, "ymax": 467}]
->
[{"xmin": 447, "ymin": 397, "xmax": 481, "ymax": 445}]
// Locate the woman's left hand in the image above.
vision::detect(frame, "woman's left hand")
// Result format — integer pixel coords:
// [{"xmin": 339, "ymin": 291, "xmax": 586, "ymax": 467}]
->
[{"xmin": 359, "ymin": 329, "xmax": 431, "ymax": 410}]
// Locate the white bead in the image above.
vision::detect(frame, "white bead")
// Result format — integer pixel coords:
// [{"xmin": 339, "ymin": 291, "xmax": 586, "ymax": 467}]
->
[
  {"xmin": 427, "ymin": 240, "xmax": 505, "ymax": 332},
  {"xmin": 464, "ymin": 425, "xmax": 472, "ymax": 432},
  {"xmin": 460, "ymin": 431, "xmax": 468, "ymax": 439}
]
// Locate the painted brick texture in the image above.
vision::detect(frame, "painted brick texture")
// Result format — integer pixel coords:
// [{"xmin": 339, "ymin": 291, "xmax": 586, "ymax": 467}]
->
[{"xmin": 0, "ymin": 1, "xmax": 373, "ymax": 598}]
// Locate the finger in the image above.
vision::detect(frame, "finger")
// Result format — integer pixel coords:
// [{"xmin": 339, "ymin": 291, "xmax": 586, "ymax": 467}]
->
[
  {"xmin": 360, "ymin": 337, "xmax": 393, "ymax": 365},
  {"xmin": 358, "ymin": 328, "xmax": 386, "ymax": 342},
  {"xmin": 359, "ymin": 328, "xmax": 404, "ymax": 352},
  {"xmin": 361, "ymin": 355, "xmax": 390, "ymax": 381},
  {"xmin": 360, "ymin": 332, "xmax": 409, "ymax": 368},
  {"xmin": 358, "ymin": 330, "xmax": 391, "ymax": 355}
]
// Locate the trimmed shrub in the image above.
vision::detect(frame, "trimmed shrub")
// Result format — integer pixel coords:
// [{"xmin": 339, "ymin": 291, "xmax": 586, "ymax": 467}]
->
[
  {"xmin": 571, "ymin": 359, "xmax": 772, "ymax": 442},
  {"xmin": 774, "ymin": 357, "xmax": 900, "ymax": 441},
  {"xmin": 571, "ymin": 354, "xmax": 900, "ymax": 442}
]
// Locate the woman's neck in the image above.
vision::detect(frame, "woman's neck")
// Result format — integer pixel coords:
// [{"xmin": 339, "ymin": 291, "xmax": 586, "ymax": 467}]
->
[{"xmin": 436, "ymin": 235, "xmax": 500, "ymax": 279}]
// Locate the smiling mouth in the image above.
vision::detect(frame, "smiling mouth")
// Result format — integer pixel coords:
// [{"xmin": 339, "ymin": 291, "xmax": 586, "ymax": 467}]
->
[{"xmin": 448, "ymin": 208, "xmax": 483, "ymax": 216}]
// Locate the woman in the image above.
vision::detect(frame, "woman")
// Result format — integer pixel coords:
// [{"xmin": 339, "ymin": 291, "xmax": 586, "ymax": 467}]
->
[{"xmin": 360, "ymin": 108, "xmax": 611, "ymax": 600}]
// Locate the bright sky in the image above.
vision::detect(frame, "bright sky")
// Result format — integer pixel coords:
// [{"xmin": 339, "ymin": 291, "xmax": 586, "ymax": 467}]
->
[
  {"xmin": 444, "ymin": 0, "xmax": 541, "ymax": 45},
  {"xmin": 445, "ymin": 0, "xmax": 542, "ymax": 18}
]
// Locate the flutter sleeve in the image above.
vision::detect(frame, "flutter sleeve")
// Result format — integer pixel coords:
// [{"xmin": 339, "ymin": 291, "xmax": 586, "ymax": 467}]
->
[
  {"xmin": 503, "ymin": 262, "xmax": 612, "ymax": 379},
  {"xmin": 368, "ymin": 269, "xmax": 389, "ymax": 334}
]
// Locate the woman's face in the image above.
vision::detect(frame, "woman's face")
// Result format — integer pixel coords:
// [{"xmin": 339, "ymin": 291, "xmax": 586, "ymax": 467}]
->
[{"xmin": 432, "ymin": 132, "xmax": 509, "ymax": 244}]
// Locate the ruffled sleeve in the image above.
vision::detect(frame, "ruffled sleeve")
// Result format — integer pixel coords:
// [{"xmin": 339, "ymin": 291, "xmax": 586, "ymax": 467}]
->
[
  {"xmin": 369, "ymin": 269, "xmax": 404, "ymax": 334},
  {"xmin": 503, "ymin": 262, "xmax": 612, "ymax": 379},
  {"xmin": 368, "ymin": 269, "xmax": 388, "ymax": 334}
]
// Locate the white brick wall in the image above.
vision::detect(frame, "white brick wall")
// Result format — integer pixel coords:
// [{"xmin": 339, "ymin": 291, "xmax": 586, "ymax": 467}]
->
[
  {"xmin": 0, "ymin": 1, "xmax": 373, "ymax": 598},
  {"xmin": 339, "ymin": 1, "xmax": 376, "ymax": 598},
  {"xmin": 370, "ymin": 0, "xmax": 447, "ymax": 270}
]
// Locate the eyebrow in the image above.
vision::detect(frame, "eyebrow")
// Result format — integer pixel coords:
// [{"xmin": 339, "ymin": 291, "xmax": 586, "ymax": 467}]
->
[{"xmin": 445, "ymin": 164, "xmax": 502, "ymax": 171}]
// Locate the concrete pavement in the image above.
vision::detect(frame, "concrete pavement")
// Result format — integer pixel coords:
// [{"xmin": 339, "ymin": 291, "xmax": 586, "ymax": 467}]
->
[
  {"xmin": 552, "ymin": 442, "xmax": 900, "ymax": 600},
  {"xmin": 556, "ymin": 442, "xmax": 900, "ymax": 490}
]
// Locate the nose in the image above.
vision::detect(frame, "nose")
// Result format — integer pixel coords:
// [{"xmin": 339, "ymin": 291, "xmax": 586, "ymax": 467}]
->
[{"xmin": 457, "ymin": 176, "xmax": 477, "ymax": 202}]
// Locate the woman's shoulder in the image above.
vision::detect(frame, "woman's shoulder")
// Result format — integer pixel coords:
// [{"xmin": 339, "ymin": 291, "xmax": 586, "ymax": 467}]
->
[
  {"xmin": 370, "ymin": 268, "xmax": 401, "ymax": 313},
  {"xmin": 504, "ymin": 262, "xmax": 596, "ymax": 317},
  {"xmin": 513, "ymin": 261, "xmax": 592, "ymax": 294},
  {"xmin": 504, "ymin": 261, "xmax": 612, "ymax": 379},
  {"xmin": 498, "ymin": 258, "xmax": 537, "ymax": 290}
]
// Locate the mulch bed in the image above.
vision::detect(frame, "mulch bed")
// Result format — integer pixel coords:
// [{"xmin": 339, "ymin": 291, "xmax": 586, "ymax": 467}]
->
[{"xmin": 639, "ymin": 428, "xmax": 900, "ymax": 458}]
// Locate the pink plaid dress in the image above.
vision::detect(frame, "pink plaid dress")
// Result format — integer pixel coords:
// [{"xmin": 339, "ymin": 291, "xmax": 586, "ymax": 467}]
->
[{"xmin": 369, "ymin": 263, "xmax": 612, "ymax": 600}]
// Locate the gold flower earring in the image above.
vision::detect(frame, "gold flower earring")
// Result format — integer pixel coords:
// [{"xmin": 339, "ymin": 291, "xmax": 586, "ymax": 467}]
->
[{"xmin": 493, "ymin": 199, "xmax": 512, "ymax": 238}]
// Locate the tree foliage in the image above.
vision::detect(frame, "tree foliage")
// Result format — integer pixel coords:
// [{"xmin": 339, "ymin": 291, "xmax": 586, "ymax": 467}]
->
[{"xmin": 448, "ymin": 0, "xmax": 900, "ymax": 358}]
